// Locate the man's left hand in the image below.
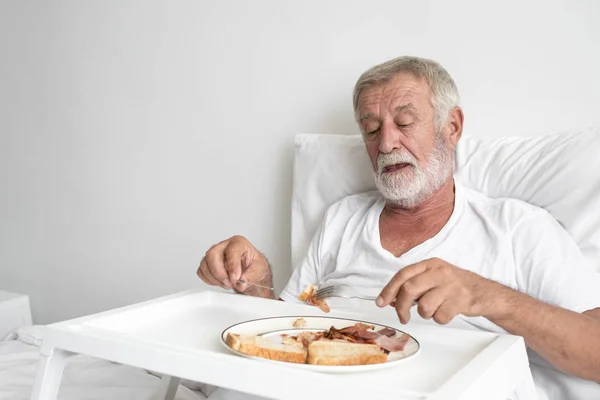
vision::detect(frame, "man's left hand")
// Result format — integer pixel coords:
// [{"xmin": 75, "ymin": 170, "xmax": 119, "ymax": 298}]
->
[{"xmin": 376, "ymin": 258, "xmax": 501, "ymax": 324}]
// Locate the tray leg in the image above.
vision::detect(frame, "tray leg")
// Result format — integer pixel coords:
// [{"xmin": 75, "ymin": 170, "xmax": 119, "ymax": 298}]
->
[
  {"xmin": 151, "ymin": 375, "xmax": 181, "ymax": 400},
  {"xmin": 30, "ymin": 348, "xmax": 73, "ymax": 400}
]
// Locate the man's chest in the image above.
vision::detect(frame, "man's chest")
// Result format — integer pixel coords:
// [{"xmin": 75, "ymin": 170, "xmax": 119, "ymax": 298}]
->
[
  {"xmin": 378, "ymin": 209, "xmax": 453, "ymax": 257},
  {"xmin": 379, "ymin": 233, "xmax": 434, "ymax": 258},
  {"xmin": 319, "ymin": 233, "xmax": 518, "ymax": 292}
]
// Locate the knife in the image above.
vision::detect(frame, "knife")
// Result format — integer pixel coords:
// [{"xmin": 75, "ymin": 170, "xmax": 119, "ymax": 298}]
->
[{"xmin": 237, "ymin": 279, "xmax": 273, "ymax": 291}]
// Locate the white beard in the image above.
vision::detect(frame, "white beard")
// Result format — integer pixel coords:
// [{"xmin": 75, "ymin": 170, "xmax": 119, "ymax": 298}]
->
[{"xmin": 372, "ymin": 134, "xmax": 453, "ymax": 208}]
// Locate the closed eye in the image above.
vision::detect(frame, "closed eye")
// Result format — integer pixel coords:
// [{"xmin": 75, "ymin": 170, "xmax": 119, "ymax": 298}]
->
[{"xmin": 365, "ymin": 129, "xmax": 380, "ymax": 138}]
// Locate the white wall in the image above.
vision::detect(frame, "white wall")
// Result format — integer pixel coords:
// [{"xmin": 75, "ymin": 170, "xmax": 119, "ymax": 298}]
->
[{"xmin": 1, "ymin": 0, "xmax": 599, "ymax": 324}]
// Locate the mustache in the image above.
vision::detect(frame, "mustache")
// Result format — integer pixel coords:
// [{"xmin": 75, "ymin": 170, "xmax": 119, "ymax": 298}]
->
[{"xmin": 377, "ymin": 152, "xmax": 417, "ymax": 173}]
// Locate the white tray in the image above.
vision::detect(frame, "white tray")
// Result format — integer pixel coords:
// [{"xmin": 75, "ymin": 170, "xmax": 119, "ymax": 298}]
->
[{"xmin": 39, "ymin": 289, "xmax": 535, "ymax": 400}]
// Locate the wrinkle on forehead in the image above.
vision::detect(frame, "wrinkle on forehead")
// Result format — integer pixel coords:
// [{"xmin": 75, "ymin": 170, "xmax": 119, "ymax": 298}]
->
[
  {"xmin": 360, "ymin": 103, "xmax": 416, "ymax": 122},
  {"xmin": 357, "ymin": 74, "xmax": 431, "ymax": 120}
]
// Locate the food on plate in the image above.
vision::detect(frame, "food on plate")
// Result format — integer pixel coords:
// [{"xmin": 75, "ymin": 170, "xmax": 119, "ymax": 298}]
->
[
  {"xmin": 307, "ymin": 340, "xmax": 387, "ymax": 366},
  {"xmin": 330, "ymin": 324, "xmax": 410, "ymax": 351},
  {"xmin": 292, "ymin": 317, "xmax": 306, "ymax": 328},
  {"xmin": 293, "ymin": 330, "xmax": 323, "ymax": 347},
  {"xmin": 226, "ymin": 322, "xmax": 410, "ymax": 366},
  {"xmin": 298, "ymin": 284, "xmax": 330, "ymax": 313},
  {"xmin": 225, "ymin": 333, "xmax": 307, "ymax": 364}
]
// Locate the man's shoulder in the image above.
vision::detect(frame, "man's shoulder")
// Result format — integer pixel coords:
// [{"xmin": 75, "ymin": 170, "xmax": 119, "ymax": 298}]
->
[{"xmin": 461, "ymin": 185, "xmax": 550, "ymax": 224}]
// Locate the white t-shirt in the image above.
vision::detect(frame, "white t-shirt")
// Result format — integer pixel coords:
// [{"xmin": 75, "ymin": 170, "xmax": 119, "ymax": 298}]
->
[{"xmin": 280, "ymin": 183, "xmax": 600, "ymax": 400}]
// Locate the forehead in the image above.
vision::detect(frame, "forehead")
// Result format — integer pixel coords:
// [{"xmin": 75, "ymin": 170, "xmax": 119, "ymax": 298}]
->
[{"xmin": 357, "ymin": 72, "xmax": 432, "ymax": 118}]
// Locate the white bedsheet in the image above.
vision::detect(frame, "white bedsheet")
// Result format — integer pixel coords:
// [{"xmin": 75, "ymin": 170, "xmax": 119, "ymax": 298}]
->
[{"xmin": 0, "ymin": 326, "xmax": 207, "ymax": 400}]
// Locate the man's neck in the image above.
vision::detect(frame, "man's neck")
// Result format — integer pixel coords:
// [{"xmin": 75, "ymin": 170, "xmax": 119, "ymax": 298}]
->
[
  {"xmin": 379, "ymin": 178, "xmax": 456, "ymax": 257},
  {"xmin": 382, "ymin": 178, "xmax": 455, "ymax": 222}
]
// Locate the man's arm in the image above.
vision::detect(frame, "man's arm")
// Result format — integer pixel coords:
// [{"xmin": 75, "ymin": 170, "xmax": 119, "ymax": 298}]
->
[
  {"xmin": 488, "ymin": 286, "xmax": 600, "ymax": 382},
  {"xmin": 377, "ymin": 258, "xmax": 600, "ymax": 382},
  {"xmin": 584, "ymin": 308, "xmax": 600, "ymax": 322}
]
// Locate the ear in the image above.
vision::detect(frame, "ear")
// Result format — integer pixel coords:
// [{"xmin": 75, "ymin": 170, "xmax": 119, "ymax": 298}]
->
[{"xmin": 444, "ymin": 107, "xmax": 464, "ymax": 149}]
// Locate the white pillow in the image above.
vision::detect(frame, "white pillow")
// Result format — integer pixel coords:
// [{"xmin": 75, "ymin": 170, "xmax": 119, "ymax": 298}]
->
[{"xmin": 291, "ymin": 127, "xmax": 600, "ymax": 273}]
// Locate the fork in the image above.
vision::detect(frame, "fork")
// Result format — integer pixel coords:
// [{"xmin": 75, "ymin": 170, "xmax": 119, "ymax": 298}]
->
[
  {"xmin": 315, "ymin": 285, "xmax": 377, "ymax": 301},
  {"xmin": 316, "ymin": 284, "xmax": 417, "ymax": 305}
]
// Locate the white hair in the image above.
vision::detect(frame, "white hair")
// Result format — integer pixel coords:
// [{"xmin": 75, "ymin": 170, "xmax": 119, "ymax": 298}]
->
[
  {"xmin": 373, "ymin": 132, "xmax": 452, "ymax": 208},
  {"xmin": 353, "ymin": 56, "xmax": 460, "ymax": 129}
]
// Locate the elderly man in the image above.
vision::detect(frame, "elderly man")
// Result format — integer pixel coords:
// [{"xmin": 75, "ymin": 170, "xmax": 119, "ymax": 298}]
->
[{"xmin": 198, "ymin": 56, "xmax": 600, "ymax": 399}]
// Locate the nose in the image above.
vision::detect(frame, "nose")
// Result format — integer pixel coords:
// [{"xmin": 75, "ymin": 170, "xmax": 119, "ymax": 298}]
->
[{"xmin": 378, "ymin": 122, "xmax": 402, "ymax": 154}]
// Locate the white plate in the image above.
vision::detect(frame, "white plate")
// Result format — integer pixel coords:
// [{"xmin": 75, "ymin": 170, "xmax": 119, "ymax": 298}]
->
[{"xmin": 220, "ymin": 316, "xmax": 420, "ymax": 373}]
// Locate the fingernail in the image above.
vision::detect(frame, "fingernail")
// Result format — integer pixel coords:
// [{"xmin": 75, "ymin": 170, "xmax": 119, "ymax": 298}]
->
[
  {"xmin": 402, "ymin": 314, "xmax": 410, "ymax": 324},
  {"xmin": 376, "ymin": 296, "xmax": 384, "ymax": 307},
  {"xmin": 223, "ymin": 279, "xmax": 232, "ymax": 288}
]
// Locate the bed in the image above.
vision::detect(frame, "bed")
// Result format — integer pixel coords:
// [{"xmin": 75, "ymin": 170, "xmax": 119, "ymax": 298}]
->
[{"xmin": 0, "ymin": 326, "xmax": 208, "ymax": 400}]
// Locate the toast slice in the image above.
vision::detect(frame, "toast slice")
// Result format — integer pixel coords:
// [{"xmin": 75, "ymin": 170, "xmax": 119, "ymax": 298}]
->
[
  {"xmin": 307, "ymin": 340, "xmax": 387, "ymax": 366},
  {"xmin": 226, "ymin": 333, "xmax": 307, "ymax": 364}
]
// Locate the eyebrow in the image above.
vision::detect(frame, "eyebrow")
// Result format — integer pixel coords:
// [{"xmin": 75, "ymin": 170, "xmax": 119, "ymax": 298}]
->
[
  {"xmin": 359, "ymin": 103, "xmax": 416, "ymax": 122},
  {"xmin": 359, "ymin": 113, "xmax": 376, "ymax": 122},
  {"xmin": 394, "ymin": 103, "xmax": 416, "ymax": 114}
]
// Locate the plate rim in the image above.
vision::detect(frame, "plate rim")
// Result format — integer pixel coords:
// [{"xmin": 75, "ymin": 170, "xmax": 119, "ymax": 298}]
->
[{"xmin": 220, "ymin": 315, "xmax": 421, "ymax": 371}]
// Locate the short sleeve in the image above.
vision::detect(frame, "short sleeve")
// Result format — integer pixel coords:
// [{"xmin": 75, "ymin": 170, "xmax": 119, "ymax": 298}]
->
[{"xmin": 512, "ymin": 209, "xmax": 600, "ymax": 313}]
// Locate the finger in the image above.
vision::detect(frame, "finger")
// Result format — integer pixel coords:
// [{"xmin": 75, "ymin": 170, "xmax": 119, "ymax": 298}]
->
[
  {"xmin": 234, "ymin": 248, "xmax": 251, "ymax": 292},
  {"xmin": 394, "ymin": 298, "xmax": 410, "ymax": 324},
  {"xmin": 238, "ymin": 253, "xmax": 268, "ymax": 282},
  {"xmin": 235, "ymin": 257, "xmax": 272, "ymax": 293},
  {"xmin": 223, "ymin": 239, "xmax": 252, "ymax": 284},
  {"xmin": 395, "ymin": 269, "xmax": 442, "ymax": 318},
  {"xmin": 393, "ymin": 298, "xmax": 422, "ymax": 324},
  {"xmin": 205, "ymin": 242, "xmax": 232, "ymax": 288},
  {"xmin": 198, "ymin": 258, "xmax": 227, "ymax": 288},
  {"xmin": 240, "ymin": 249, "xmax": 255, "ymax": 274},
  {"xmin": 196, "ymin": 258, "xmax": 212, "ymax": 285},
  {"xmin": 197, "ymin": 265, "xmax": 221, "ymax": 287},
  {"xmin": 416, "ymin": 288, "xmax": 446, "ymax": 320},
  {"xmin": 197, "ymin": 258, "xmax": 206, "ymax": 279},
  {"xmin": 377, "ymin": 261, "xmax": 429, "ymax": 307},
  {"xmin": 432, "ymin": 301, "xmax": 458, "ymax": 325}
]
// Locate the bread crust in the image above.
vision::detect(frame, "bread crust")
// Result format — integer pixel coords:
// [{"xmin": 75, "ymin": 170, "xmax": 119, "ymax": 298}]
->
[
  {"xmin": 226, "ymin": 333, "xmax": 307, "ymax": 364},
  {"xmin": 307, "ymin": 340, "xmax": 387, "ymax": 366}
]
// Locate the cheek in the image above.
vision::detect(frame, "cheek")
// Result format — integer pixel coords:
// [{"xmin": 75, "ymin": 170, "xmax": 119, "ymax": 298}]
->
[
  {"xmin": 365, "ymin": 143, "xmax": 379, "ymax": 170},
  {"xmin": 406, "ymin": 137, "xmax": 432, "ymax": 163}
]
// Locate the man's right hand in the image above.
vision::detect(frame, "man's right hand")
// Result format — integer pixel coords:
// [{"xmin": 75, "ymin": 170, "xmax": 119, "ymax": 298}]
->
[{"xmin": 197, "ymin": 235, "xmax": 273, "ymax": 296}]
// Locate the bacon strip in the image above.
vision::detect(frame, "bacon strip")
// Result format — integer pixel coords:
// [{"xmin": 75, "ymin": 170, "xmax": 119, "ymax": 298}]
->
[
  {"xmin": 338, "ymin": 323, "xmax": 375, "ymax": 334},
  {"xmin": 375, "ymin": 333, "xmax": 410, "ymax": 352},
  {"xmin": 376, "ymin": 327, "xmax": 397, "ymax": 337},
  {"xmin": 325, "ymin": 326, "xmax": 376, "ymax": 344},
  {"xmin": 289, "ymin": 323, "xmax": 410, "ymax": 353},
  {"xmin": 354, "ymin": 330, "xmax": 380, "ymax": 340}
]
